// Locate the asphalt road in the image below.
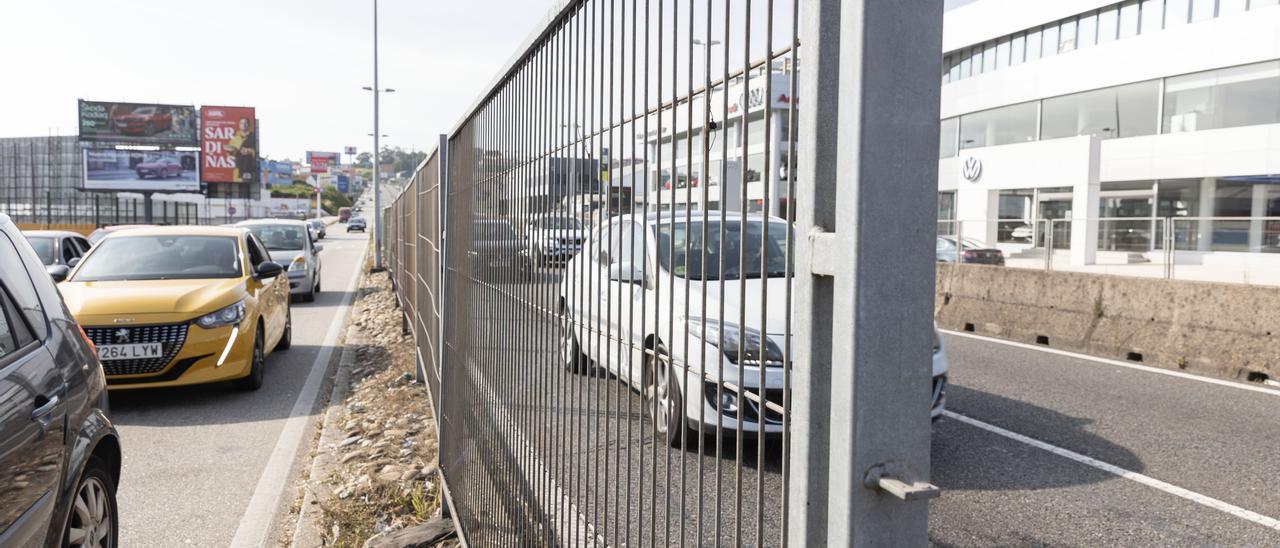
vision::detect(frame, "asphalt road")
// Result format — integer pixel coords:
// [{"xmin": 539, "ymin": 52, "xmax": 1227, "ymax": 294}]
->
[
  {"xmin": 459, "ymin": 270, "xmax": 1280, "ymax": 547},
  {"xmin": 106, "ymin": 219, "xmax": 370, "ymax": 547}
]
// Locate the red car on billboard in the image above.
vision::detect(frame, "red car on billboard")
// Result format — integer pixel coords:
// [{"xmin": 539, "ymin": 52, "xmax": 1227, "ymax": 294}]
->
[{"xmin": 112, "ymin": 106, "xmax": 173, "ymax": 136}]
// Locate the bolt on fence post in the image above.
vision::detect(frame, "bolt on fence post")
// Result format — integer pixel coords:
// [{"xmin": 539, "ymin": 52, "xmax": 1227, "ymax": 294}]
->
[{"xmin": 789, "ymin": 0, "xmax": 943, "ymax": 545}]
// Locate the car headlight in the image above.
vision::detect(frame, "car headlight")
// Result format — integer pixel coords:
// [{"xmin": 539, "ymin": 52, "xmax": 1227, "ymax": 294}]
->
[
  {"xmin": 544, "ymin": 238, "xmax": 560, "ymax": 248},
  {"xmin": 686, "ymin": 318, "xmax": 785, "ymax": 366},
  {"xmin": 196, "ymin": 300, "xmax": 246, "ymax": 329},
  {"xmin": 288, "ymin": 256, "xmax": 308, "ymax": 272}
]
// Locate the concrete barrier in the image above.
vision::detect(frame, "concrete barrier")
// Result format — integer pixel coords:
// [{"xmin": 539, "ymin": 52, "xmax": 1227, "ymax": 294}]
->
[{"xmin": 934, "ymin": 263, "xmax": 1279, "ymax": 383}]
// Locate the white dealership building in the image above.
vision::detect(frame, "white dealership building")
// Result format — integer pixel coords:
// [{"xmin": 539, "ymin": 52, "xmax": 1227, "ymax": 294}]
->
[{"xmin": 939, "ymin": 0, "xmax": 1280, "ymax": 266}]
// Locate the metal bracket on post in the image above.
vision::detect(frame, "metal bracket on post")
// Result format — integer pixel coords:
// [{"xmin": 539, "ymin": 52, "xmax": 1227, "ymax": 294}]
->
[
  {"xmin": 864, "ymin": 463, "xmax": 941, "ymax": 501},
  {"xmin": 808, "ymin": 230, "xmax": 839, "ymax": 277}
]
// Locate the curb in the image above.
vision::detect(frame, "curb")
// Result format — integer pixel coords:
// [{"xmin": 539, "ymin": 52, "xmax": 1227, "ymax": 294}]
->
[{"xmin": 290, "ymin": 324, "xmax": 367, "ymax": 548}]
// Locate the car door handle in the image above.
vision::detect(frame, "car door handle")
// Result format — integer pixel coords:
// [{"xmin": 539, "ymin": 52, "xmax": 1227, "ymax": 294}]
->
[{"xmin": 32, "ymin": 395, "xmax": 59, "ymax": 426}]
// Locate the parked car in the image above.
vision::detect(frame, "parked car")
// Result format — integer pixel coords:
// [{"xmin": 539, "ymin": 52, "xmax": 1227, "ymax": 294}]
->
[
  {"xmin": 307, "ymin": 219, "xmax": 327, "ymax": 240},
  {"xmin": 1010, "ymin": 224, "xmax": 1034, "ymax": 242},
  {"xmin": 560, "ymin": 212, "xmax": 949, "ymax": 446},
  {"xmin": 112, "ymin": 106, "xmax": 172, "ymax": 136},
  {"xmin": 21, "ymin": 230, "xmax": 92, "ymax": 278},
  {"xmin": 525, "ymin": 214, "xmax": 585, "ymax": 266},
  {"xmin": 58, "ymin": 226, "xmax": 292, "ymax": 391},
  {"xmin": 238, "ymin": 220, "xmax": 324, "ymax": 302},
  {"xmin": 347, "ymin": 217, "xmax": 367, "ymax": 232},
  {"xmin": 936, "ymin": 236, "xmax": 1006, "ymax": 265},
  {"xmin": 470, "ymin": 219, "xmax": 528, "ymax": 279},
  {"xmin": 87, "ymin": 225, "xmax": 153, "ymax": 245},
  {"xmin": 0, "ymin": 214, "xmax": 122, "ymax": 548},
  {"xmin": 135, "ymin": 156, "xmax": 184, "ymax": 179}
]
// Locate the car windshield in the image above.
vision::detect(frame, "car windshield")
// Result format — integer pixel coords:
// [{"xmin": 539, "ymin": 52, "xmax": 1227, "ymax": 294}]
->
[
  {"xmin": 655, "ymin": 220, "xmax": 791, "ymax": 280},
  {"xmin": 246, "ymin": 225, "xmax": 307, "ymax": 251},
  {"xmin": 26, "ymin": 237, "xmax": 56, "ymax": 265},
  {"xmin": 72, "ymin": 235, "xmax": 242, "ymax": 281},
  {"xmin": 475, "ymin": 222, "xmax": 517, "ymax": 240},
  {"xmin": 538, "ymin": 217, "xmax": 580, "ymax": 230}
]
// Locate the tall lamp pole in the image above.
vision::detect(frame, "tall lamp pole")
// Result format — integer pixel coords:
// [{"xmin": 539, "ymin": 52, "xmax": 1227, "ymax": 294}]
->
[{"xmin": 364, "ymin": 0, "xmax": 395, "ymax": 271}]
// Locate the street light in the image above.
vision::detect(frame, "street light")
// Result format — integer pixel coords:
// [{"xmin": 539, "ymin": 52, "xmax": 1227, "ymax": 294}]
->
[
  {"xmin": 364, "ymin": 0, "xmax": 396, "ymax": 271},
  {"xmin": 692, "ymin": 39, "xmax": 722, "ymax": 85}
]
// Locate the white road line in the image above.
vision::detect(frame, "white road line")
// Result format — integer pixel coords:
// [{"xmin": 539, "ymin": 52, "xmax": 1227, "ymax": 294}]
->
[
  {"xmin": 943, "ymin": 410, "xmax": 1280, "ymax": 532},
  {"xmin": 941, "ymin": 329, "xmax": 1280, "ymax": 398},
  {"xmin": 229, "ymin": 243, "xmax": 364, "ymax": 548}
]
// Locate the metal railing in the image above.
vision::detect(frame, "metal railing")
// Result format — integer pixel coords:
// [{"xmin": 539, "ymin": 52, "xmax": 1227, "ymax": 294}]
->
[
  {"xmin": 0, "ymin": 190, "xmax": 202, "ymax": 232},
  {"xmin": 384, "ymin": 1, "xmax": 943, "ymax": 545},
  {"xmin": 938, "ymin": 216, "xmax": 1280, "ymax": 286}
]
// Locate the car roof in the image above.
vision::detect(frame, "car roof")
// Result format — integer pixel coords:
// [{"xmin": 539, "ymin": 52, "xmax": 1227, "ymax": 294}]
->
[
  {"xmin": 101, "ymin": 225, "xmax": 248, "ymax": 239},
  {"xmin": 22, "ymin": 230, "xmax": 85, "ymax": 239}
]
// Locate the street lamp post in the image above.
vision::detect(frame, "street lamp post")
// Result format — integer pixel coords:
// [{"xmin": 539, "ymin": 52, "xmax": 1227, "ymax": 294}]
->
[{"xmin": 364, "ymin": 0, "xmax": 395, "ymax": 271}]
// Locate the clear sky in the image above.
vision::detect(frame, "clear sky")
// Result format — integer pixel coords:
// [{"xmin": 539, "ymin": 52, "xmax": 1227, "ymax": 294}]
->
[{"xmin": 0, "ymin": 0, "xmax": 556, "ymax": 162}]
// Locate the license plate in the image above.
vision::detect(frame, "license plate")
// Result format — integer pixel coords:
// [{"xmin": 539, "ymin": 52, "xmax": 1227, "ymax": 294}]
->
[{"xmin": 97, "ymin": 343, "xmax": 163, "ymax": 361}]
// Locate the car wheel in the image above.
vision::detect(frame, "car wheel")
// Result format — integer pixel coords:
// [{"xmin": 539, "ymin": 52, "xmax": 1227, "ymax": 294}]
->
[
  {"xmin": 233, "ymin": 327, "xmax": 265, "ymax": 391},
  {"xmin": 644, "ymin": 344, "xmax": 694, "ymax": 448},
  {"xmin": 302, "ymin": 283, "xmax": 316, "ymax": 303},
  {"xmin": 275, "ymin": 307, "xmax": 292, "ymax": 351},
  {"xmin": 560, "ymin": 304, "xmax": 590, "ymax": 375},
  {"xmin": 63, "ymin": 455, "xmax": 118, "ymax": 548}
]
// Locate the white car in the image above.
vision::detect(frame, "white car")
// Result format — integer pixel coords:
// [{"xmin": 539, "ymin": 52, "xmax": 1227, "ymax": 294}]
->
[
  {"xmin": 525, "ymin": 214, "xmax": 586, "ymax": 266},
  {"xmin": 237, "ymin": 219, "xmax": 324, "ymax": 302},
  {"xmin": 559, "ymin": 211, "xmax": 948, "ymax": 446}
]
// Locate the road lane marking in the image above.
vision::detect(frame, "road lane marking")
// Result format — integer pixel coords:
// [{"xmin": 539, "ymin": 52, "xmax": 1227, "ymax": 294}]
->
[
  {"xmin": 941, "ymin": 330, "xmax": 1280, "ymax": 398},
  {"xmin": 229, "ymin": 243, "xmax": 365, "ymax": 548},
  {"xmin": 943, "ymin": 410, "xmax": 1280, "ymax": 532}
]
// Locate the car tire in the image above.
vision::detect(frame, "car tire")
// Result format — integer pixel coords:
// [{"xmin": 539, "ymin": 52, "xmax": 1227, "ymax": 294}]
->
[
  {"xmin": 302, "ymin": 284, "xmax": 315, "ymax": 303},
  {"xmin": 232, "ymin": 327, "xmax": 266, "ymax": 391},
  {"xmin": 63, "ymin": 455, "xmax": 119, "ymax": 548},
  {"xmin": 560, "ymin": 304, "xmax": 590, "ymax": 375},
  {"xmin": 276, "ymin": 308, "xmax": 292, "ymax": 351},
  {"xmin": 644, "ymin": 344, "xmax": 696, "ymax": 449}
]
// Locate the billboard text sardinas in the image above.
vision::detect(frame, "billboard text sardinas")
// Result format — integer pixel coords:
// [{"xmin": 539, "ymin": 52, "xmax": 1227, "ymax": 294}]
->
[{"xmin": 201, "ymin": 106, "xmax": 258, "ymax": 183}]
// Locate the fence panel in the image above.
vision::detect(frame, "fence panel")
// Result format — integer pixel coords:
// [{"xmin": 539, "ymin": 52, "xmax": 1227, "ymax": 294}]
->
[{"xmin": 382, "ymin": 1, "xmax": 943, "ymax": 545}]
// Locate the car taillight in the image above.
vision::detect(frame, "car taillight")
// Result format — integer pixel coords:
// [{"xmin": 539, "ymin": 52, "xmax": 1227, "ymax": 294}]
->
[
  {"xmin": 963, "ymin": 250, "xmax": 976, "ymax": 258},
  {"xmin": 77, "ymin": 324, "xmax": 97, "ymax": 355}
]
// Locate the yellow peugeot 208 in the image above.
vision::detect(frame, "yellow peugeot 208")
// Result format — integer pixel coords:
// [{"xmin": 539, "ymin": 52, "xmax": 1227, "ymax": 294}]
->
[{"xmin": 58, "ymin": 226, "xmax": 292, "ymax": 390}]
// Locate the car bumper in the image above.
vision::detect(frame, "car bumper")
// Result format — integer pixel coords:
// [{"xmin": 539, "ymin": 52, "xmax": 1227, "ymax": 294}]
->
[
  {"xmin": 100, "ymin": 321, "xmax": 258, "ymax": 390},
  {"xmin": 288, "ymin": 270, "xmax": 315, "ymax": 295}
]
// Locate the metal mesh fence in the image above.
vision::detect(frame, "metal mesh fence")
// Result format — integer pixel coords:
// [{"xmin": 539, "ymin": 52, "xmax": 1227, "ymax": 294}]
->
[{"xmin": 384, "ymin": 1, "xmax": 944, "ymax": 545}]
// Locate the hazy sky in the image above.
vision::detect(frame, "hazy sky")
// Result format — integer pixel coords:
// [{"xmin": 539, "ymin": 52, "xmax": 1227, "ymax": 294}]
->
[{"xmin": 0, "ymin": 0, "xmax": 555, "ymax": 161}]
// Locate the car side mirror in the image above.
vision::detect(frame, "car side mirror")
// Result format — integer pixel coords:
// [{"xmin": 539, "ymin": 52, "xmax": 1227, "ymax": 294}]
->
[
  {"xmin": 68, "ymin": 257, "xmax": 81, "ymax": 267},
  {"xmin": 48, "ymin": 265, "xmax": 71, "ymax": 283},
  {"xmin": 608, "ymin": 262, "xmax": 645, "ymax": 285},
  {"xmin": 255, "ymin": 261, "xmax": 284, "ymax": 280},
  {"xmin": 313, "ymin": 245, "xmax": 323, "ymax": 254}
]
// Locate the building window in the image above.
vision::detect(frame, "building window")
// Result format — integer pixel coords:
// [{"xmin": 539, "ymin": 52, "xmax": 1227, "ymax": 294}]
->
[
  {"xmin": 995, "ymin": 37, "xmax": 1011, "ymax": 70},
  {"xmin": 1165, "ymin": 0, "xmax": 1191, "ymax": 26},
  {"xmin": 1219, "ymin": 0, "xmax": 1248, "ymax": 14},
  {"xmin": 1025, "ymin": 27, "xmax": 1043, "ymax": 61},
  {"xmin": 1190, "ymin": 0, "xmax": 1218, "ymax": 21},
  {"xmin": 940, "ymin": 118, "xmax": 959, "ymax": 158},
  {"xmin": 958, "ymin": 49, "xmax": 973, "ymax": 78},
  {"xmin": 1077, "ymin": 12, "xmax": 1099, "ymax": 50},
  {"xmin": 982, "ymin": 41, "xmax": 997, "ymax": 73},
  {"xmin": 1010, "ymin": 33, "xmax": 1026, "ymax": 66},
  {"xmin": 1043, "ymin": 23, "xmax": 1060, "ymax": 58},
  {"xmin": 1041, "ymin": 80, "xmax": 1160, "ymax": 140},
  {"xmin": 959, "ymin": 102, "xmax": 1038, "ymax": 149},
  {"xmin": 1163, "ymin": 61, "xmax": 1280, "ymax": 133},
  {"xmin": 1251, "ymin": 0, "xmax": 1280, "ymax": 9},
  {"xmin": 1140, "ymin": 0, "xmax": 1165, "ymax": 32},
  {"xmin": 1119, "ymin": 1, "xmax": 1141, "ymax": 38},
  {"xmin": 1098, "ymin": 6, "xmax": 1120, "ymax": 44},
  {"xmin": 1058, "ymin": 19, "xmax": 1078, "ymax": 53}
]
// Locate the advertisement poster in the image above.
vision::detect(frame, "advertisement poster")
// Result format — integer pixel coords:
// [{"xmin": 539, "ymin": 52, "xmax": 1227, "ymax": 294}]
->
[
  {"xmin": 344, "ymin": 146, "xmax": 357, "ymax": 155},
  {"xmin": 262, "ymin": 160, "xmax": 294, "ymax": 187},
  {"xmin": 78, "ymin": 100, "xmax": 198, "ymax": 146},
  {"xmin": 83, "ymin": 148, "xmax": 200, "ymax": 192},
  {"xmin": 200, "ymin": 106, "xmax": 258, "ymax": 183},
  {"xmin": 310, "ymin": 156, "xmax": 329, "ymax": 174},
  {"xmin": 307, "ymin": 151, "xmax": 340, "ymax": 174}
]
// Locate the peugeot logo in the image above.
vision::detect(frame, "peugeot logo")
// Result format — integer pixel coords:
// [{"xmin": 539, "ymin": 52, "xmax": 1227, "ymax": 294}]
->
[
  {"xmin": 114, "ymin": 328, "xmax": 130, "ymax": 344},
  {"xmin": 961, "ymin": 157, "xmax": 983, "ymax": 182}
]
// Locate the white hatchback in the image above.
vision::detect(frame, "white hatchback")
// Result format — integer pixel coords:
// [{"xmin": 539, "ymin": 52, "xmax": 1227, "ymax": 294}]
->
[{"xmin": 559, "ymin": 211, "xmax": 948, "ymax": 446}]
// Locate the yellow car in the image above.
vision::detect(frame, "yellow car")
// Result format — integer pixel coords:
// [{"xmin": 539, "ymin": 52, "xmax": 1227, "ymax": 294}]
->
[{"xmin": 57, "ymin": 226, "xmax": 292, "ymax": 390}]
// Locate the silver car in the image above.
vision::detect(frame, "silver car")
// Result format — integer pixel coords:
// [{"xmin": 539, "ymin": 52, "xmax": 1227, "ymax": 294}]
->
[{"xmin": 237, "ymin": 220, "xmax": 324, "ymax": 302}]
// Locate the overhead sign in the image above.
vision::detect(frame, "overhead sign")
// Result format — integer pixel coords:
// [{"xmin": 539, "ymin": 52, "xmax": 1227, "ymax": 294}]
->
[
  {"xmin": 344, "ymin": 146, "xmax": 357, "ymax": 155},
  {"xmin": 310, "ymin": 156, "xmax": 330, "ymax": 174},
  {"xmin": 200, "ymin": 106, "xmax": 258, "ymax": 184},
  {"xmin": 83, "ymin": 148, "xmax": 200, "ymax": 192},
  {"xmin": 78, "ymin": 100, "xmax": 198, "ymax": 146}
]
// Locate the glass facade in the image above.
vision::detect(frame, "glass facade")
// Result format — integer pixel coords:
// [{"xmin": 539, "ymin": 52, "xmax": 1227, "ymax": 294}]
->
[
  {"xmin": 942, "ymin": 0, "xmax": 1278, "ymax": 84},
  {"xmin": 959, "ymin": 102, "xmax": 1038, "ymax": 149},
  {"xmin": 1164, "ymin": 61, "xmax": 1280, "ymax": 133},
  {"xmin": 1041, "ymin": 80, "xmax": 1160, "ymax": 140},
  {"xmin": 940, "ymin": 117, "xmax": 959, "ymax": 158}
]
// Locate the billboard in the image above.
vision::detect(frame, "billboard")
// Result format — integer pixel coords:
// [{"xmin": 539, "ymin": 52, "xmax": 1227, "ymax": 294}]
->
[
  {"xmin": 344, "ymin": 146, "xmax": 357, "ymax": 155},
  {"xmin": 262, "ymin": 160, "xmax": 295, "ymax": 187},
  {"xmin": 335, "ymin": 174, "xmax": 350, "ymax": 193},
  {"xmin": 310, "ymin": 156, "xmax": 330, "ymax": 174},
  {"xmin": 83, "ymin": 148, "xmax": 200, "ymax": 192},
  {"xmin": 200, "ymin": 106, "xmax": 258, "ymax": 183},
  {"xmin": 307, "ymin": 151, "xmax": 340, "ymax": 174},
  {"xmin": 78, "ymin": 100, "xmax": 199, "ymax": 146}
]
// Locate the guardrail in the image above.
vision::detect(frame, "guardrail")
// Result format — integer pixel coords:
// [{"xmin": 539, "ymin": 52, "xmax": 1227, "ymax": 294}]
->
[{"xmin": 383, "ymin": 1, "xmax": 943, "ymax": 545}]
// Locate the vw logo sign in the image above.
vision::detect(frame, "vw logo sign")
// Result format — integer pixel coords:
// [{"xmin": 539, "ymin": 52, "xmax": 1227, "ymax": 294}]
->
[
  {"xmin": 114, "ymin": 328, "xmax": 130, "ymax": 344},
  {"xmin": 961, "ymin": 156, "xmax": 983, "ymax": 182}
]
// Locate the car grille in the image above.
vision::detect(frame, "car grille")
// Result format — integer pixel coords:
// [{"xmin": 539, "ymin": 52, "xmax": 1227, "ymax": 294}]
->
[{"xmin": 85, "ymin": 323, "xmax": 189, "ymax": 376}]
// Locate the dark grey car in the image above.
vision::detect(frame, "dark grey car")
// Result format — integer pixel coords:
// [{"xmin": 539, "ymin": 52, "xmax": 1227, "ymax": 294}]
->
[
  {"xmin": 0, "ymin": 214, "xmax": 121, "ymax": 547},
  {"xmin": 21, "ymin": 230, "xmax": 93, "ymax": 280}
]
